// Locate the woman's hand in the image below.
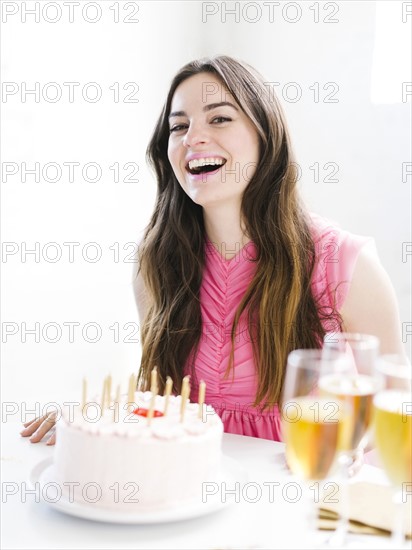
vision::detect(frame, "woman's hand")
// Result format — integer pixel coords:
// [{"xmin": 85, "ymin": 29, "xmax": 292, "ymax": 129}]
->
[{"xmin": 20, "ymin": 411, "xmax": 57, "ymax": 445}]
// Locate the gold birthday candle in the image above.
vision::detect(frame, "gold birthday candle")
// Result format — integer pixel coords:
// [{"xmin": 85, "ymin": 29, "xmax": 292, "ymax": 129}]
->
[
  {"xmin": 180, "ymin": 376, "xmax": 190, "ymax": 422},
  {"xmin": 100, "ymin": 376, "xmax": 108, "ymax": 415},
  {"xmin": 127, "ymin": 373, "xmax": 136, "ymax": 412},
  {"xmin": 106, "ymin": 375, "xmax": 112, "ymax": 409},
  {"xmin": 82, "ymin": 377, "xmax": 87, "ymax": 409},
  {"xmin": 113, "ymin": 383, "xmax": 121, "ymax": 422},
  {"xmin": 163, "ymin": 376, "xmax": 173, "ymax": 416},
  {"xmin": 198, "ymin": 380, "xmax": 206, "ymax": 419},
  {"xmin": 147, "ymin": 384, "xmax": 158, "ymax": 426},
  {"xmin": 151, "ymin": 366, "xmax": 158, "ymax": 389}
]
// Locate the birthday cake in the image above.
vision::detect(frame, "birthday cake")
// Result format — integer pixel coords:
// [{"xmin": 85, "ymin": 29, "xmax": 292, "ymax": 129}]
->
[{"xmin": 51, "ymin": 386, "xmax": 223, "ymax": 512}]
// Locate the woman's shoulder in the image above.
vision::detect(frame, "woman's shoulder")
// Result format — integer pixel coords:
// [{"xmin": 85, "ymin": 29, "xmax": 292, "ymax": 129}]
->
[
  {"xmin": 307, "ymin": 211, "xmax": 374, "ymax": 262},
  {"xmin": 307, "ymin": 211, "xmax": 376, "ymax": 311}
]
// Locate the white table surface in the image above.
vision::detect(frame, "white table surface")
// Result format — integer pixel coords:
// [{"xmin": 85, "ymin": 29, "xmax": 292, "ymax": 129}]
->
[{"xmin": 0, "ymin": 421, "xmax": 397, "ymax": 550}]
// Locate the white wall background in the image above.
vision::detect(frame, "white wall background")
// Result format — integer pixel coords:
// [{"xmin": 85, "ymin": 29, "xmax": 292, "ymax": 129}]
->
[{"xmin": 1, "ymin": 1, "xmax": 411, "ymax": 413}]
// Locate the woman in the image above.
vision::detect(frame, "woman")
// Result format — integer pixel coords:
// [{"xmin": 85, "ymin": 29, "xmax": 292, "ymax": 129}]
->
[{"xmin": 22, "ymin": 55, "xmax": 407, "ymax": 445}]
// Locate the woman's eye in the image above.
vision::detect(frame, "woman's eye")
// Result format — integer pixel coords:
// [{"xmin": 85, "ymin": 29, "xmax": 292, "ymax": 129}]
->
[
  {"xmin": 211, "ymin": 116, "xmax": 231, "ymax": 124},
  {"xmin": 169, "ymin": 124, "xmax": 187, "ymax": 133},
  {"xmin": 169, "ymin": 117, "xmax": 231, "ymax": 133}
]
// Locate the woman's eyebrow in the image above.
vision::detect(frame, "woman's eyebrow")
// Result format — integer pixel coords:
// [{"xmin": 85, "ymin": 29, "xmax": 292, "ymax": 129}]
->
[{"xmin": 168, "ymin": 101, "xmax": 238, "ymax": 119}]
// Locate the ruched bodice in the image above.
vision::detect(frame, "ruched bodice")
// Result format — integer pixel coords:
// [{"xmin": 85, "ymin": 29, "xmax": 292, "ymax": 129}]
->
[{"xmin": 185, "ymin": 214, "xmax": 372, "ymax": 441}]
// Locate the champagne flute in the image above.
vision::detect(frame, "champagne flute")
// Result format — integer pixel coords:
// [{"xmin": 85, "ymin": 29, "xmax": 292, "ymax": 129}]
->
[
  {"xmin": 321, "ymin": 332, "xmax": 381, "ymax": 545},
  {"xmin": 322, "ymin": 333, "xmax": 381, "ymax": 460},
  {"xmin": 373, "ymin": 355, "xmax": 412, "ymax": 548},
  {"xmin": 281, "ymin": 349, "xmax": 352, "ymax": 545}
]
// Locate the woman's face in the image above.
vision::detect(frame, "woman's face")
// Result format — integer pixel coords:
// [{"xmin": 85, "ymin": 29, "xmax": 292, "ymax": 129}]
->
[{"xmin": 167, "ymin": 72, "xmax": 260, "ymax": 209}]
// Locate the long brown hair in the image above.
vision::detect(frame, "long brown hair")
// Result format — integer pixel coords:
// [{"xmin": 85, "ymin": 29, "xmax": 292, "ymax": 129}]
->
[{"xmin": 137, "ymin": 55, "xmax": 341, "ymax": 408}]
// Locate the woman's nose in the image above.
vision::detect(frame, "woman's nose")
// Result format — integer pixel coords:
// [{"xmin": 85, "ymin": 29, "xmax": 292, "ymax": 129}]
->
[{"xmin": 183, "ymin": 122, "xmax": 209, "ymax": 148}]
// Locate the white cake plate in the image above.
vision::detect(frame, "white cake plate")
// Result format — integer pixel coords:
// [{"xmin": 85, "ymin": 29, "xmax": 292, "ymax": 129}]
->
[{"xmin": 29, "ymin": 455, "xmax": 247, "ymax": 524}]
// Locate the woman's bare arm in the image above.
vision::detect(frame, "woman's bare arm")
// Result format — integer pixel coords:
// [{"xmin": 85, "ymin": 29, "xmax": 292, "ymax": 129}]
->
[{"xmin": 340, "ymin": 241, "xmax": 409, "ymax": 362}]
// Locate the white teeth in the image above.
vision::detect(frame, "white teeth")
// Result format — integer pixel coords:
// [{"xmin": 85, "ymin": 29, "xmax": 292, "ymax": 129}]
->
[{"xmin": 188, "ymin": 157, "xmax": 225, "ymax": 170}]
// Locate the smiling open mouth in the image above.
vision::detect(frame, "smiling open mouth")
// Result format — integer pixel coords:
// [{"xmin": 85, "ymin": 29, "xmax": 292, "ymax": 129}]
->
[{"xmin": 186, "ymin": 157, "xmax": 227, "ymax": 175}]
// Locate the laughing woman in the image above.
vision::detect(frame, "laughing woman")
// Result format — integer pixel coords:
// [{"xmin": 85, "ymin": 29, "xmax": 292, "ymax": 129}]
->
[
  {"xmin": 22, "ymin": 55, "xmax": 407, "ymax": 445},
  {"xmin": 134, "ymin": 55, "xmax": 407, "ymax": 440}
]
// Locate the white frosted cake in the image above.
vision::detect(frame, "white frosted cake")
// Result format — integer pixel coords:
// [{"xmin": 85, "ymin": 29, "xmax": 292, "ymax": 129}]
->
[{"xmin": 52, "ymin": 391, "xmax": 223, "ymax": 512}]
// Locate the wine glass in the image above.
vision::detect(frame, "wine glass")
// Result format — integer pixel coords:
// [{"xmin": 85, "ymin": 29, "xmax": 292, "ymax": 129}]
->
[
  {"xmin": 322, "ymin": 332, "xmax": 381, "ymax": 544},
  {"xmin": 373, "ymin": 355, "xmax": 412, "ymax": 548},
  {"xmin": 281, "ymin": 349, "xmax": 352, "ymax": 545},
  {"xmin": 323, "ymin": 332, "xmax": 379, "ymax": 545}
]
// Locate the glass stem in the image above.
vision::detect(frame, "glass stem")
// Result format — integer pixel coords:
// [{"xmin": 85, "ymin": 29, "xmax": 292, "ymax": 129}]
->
[
  {"xmin": 304, "ymin": 481, "xmax": 318, "ymax": 534},
  {"xmin": 329, "ymin": 454, "xmax": 351, "ymax": 546},
  {"xmin": 391, "ymin": 489, "xmax": 405, "ymax": 548}
]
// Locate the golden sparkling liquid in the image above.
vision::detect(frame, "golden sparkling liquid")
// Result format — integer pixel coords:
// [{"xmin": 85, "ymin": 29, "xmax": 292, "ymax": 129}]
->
[
  {"xmin": 282, "ymin": 397, "xmax": 346, "ymax": 480},
  {"xmin": 318, "ymin": 374, "xmax": 380, "ymax": 451},
  {"xmin": 373, "ymin": 390, "xmax": 412, "ymax": 488}
]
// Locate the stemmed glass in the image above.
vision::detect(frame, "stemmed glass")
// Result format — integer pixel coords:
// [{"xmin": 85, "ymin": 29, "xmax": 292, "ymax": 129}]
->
[
  {"xmin": 373, "ymin": 355, "xmax": 412, "ymax": 548},
  {"xmin": 281, "ymin": 349, "xmax": 352, "ymax": 546},
  {"xmin": 322, "ymin": 332, "xmax": 381, "ymax": 545}
]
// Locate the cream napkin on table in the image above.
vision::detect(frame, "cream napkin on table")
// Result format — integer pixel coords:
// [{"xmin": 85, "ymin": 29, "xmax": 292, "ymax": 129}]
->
[{"xmin": 318, "ymin": 482, "xmax": 412, "ymax": 538}]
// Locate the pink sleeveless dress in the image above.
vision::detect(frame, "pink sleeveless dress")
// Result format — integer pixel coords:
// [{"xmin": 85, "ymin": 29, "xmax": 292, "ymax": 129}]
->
[{"xmin": 185, "ymin": 213, "xmax": 373, "ymax": 441}]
